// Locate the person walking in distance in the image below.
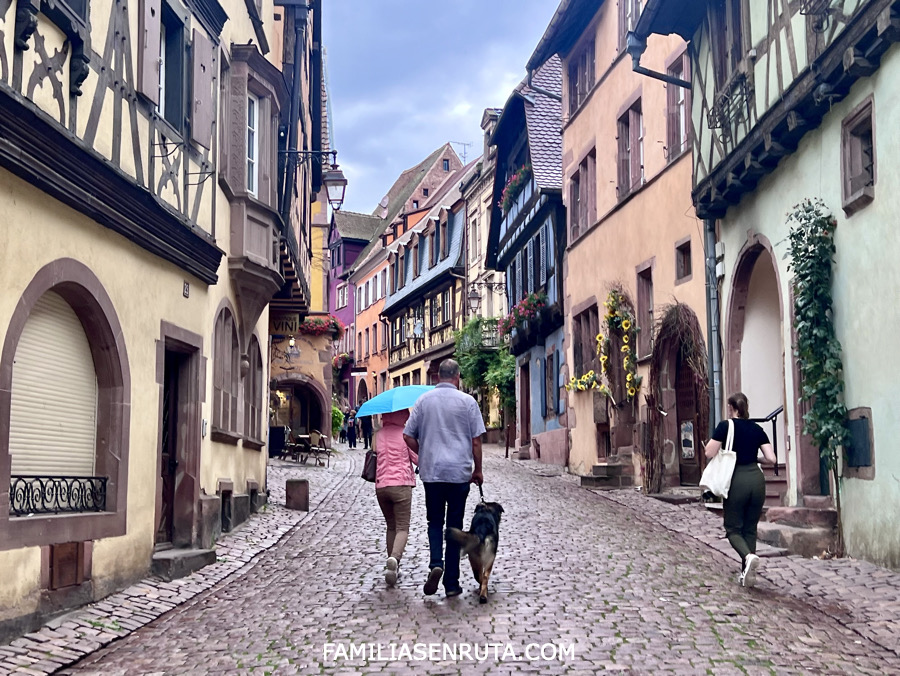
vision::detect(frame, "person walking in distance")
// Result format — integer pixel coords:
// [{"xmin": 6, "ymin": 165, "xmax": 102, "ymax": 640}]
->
[
  {"xmin": 360, "ymin": 412, "xmax": 374, "ymax": 450},
  {"xmin": 704, "ymin": 392, "xmax": 777, "ymax": 588},
  {"xmin": 373, "ymin": 411, "xmax": 417, "ymax": 586},
  {"xmin": 403, "ymin": 359, "xmax": 486, "ymax": 598},
  {"xmin": 346, "ymin": 410, "xmax": 358, "ymax": 449}
]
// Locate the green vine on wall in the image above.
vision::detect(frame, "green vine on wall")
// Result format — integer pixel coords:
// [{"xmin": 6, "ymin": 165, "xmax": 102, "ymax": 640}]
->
[{"xmin": 786, "ymin": 198, "xmax": 849, "ymax": 554}]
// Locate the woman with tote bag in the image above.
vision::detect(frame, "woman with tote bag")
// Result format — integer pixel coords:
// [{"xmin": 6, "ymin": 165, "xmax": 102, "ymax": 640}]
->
[{"xmin": 704, "ymin": 392, "xmax": 777, "ymax": 588}]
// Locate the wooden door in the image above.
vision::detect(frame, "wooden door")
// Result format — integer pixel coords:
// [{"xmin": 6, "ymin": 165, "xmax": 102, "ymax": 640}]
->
[
  {"xmin": 676, "ymin": 354, "xmax": 700, "ymax": 485},
  {"xmin": 157, "ymin": 350, "xmax": 180, "ymax": 546},
  {"xmin": 520, "ymin": 363, "xmax": 531, "ymax": 444}
]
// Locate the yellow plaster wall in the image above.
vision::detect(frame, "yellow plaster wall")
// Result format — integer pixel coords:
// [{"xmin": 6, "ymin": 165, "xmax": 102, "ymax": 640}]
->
[{"xmin": 0, "ymin": 162, "xmax": 267, "ymax": 612}]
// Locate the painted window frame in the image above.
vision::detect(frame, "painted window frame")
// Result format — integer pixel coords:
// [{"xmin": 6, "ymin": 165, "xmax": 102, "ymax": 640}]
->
[
  {"xmin": 246, "ymin": 93, "xmax": 260, "ymax": 197},
  {"xmin": 841, "ymin": 96, "xmax": 876, "ymax": 216},
  {"xmin": 212, "ymin": 307, "xmax": 241, "ymax": 439}
]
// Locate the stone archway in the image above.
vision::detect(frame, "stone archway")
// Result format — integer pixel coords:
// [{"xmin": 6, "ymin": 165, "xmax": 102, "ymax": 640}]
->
[
  {"xmin": 271, "ymin": 373, "xmax": 331, "ymax": 442},
  {"xmin": 726, "ymin": 237, "xmax": 793, "ymax": 501},
  {"xmin": 356, "ymin": 379, "xmax": 369, "ymax": 407}
]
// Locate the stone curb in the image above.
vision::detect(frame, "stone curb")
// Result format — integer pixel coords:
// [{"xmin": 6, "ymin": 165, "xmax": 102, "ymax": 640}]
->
[{"xmin": 0, "ymin": 453, "xmax": 356, "ymax": 676}]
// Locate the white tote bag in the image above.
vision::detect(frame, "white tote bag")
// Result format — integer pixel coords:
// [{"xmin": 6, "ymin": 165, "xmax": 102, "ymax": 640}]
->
[{"xmin": 699, "ymin": 419, "xmax": 736, "ymax": 499}]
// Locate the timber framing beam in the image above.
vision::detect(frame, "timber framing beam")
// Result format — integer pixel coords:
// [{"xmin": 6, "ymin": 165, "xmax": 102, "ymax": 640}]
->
[
  {"xmin": 694, "ymin": 0, "xmax": 900, "ymax": 219},
  {"xmin": 0, "ymin": 84, "xmax": 222, "ymax": 284}
]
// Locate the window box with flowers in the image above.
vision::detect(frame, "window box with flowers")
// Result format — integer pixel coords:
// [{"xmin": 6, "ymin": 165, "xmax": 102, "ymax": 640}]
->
[
  {"xmin": 499, "ymin": 291, "xmax": 547, "ymax": 338},
  {"xmin": 499, "ymin": 164, "xmax": 532, "ymax": 214},
  {"xmin": 298, "ymin": 315, "xmax": 346, "ymax": 340}
]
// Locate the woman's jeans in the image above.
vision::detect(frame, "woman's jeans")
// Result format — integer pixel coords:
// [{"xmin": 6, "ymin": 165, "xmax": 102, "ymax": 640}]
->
[
  {"xmin": 376, "ymin": 486, "xmax": 413, "ymax": 561},
  {"xmin": 723, "ymin": 464, "xmax": 766, "ymax": 565}
]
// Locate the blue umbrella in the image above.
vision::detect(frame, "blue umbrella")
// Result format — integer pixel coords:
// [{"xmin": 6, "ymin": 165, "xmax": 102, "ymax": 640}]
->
[{"xmin": 355, "ymin": 385, "xmax": 435, "ymax": 417}]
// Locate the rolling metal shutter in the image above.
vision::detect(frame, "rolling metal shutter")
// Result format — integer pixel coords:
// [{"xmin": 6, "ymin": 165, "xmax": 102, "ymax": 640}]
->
[{"xmin": 9, "ymin": 292, "xmax": 98, "ymax": 476}]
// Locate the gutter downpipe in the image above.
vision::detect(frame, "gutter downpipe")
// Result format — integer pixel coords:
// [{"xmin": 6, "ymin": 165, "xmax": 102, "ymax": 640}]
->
[
  {"xmin": 705, "ymin": 218, "xmax": 723, "ymax": 436},
  {"xmin": 625, "ymin": 32, "xmax": 691, "ymax": 89},
  {"xmin": 281, "ymin": 3, "xmax": 309, "ymax": 226},
  {"xmin": 627, "ymin": 30, "xmax": 722, "ymax": 433},
  {"xmin": 526, "ymin": 69, "xmax": 562, "ymax": 101}
]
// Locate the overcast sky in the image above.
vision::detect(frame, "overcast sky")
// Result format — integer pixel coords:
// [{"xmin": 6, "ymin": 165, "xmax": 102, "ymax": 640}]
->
[{"xmin": 322, "ymin": 0, "xmax": 560, "ymax": 215}]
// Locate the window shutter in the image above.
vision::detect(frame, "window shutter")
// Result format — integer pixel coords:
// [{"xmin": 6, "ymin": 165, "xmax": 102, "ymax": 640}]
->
[
  {"xmin": 540, "ymin": 357, "xmax": 547, "ymax": 418},
  {"xmin": 138, "ymin": 0, "xmax": 162, "ymax": 105},
  {"xmin": 617, "ymin": 120, "xmax": 628, "ymax": 195},
  {"xmin": 554, "ymin": 350, "xmax": 560, "ymax": 412},
  {"xmin": 516, "ymin": 251, "xmax": 523, "ymax": 300},
  {"xmin": 527, "ymin": 239, "xmax": 534, "ymax": 294},
  {"xmin": 630, "ymin": 108, "xmax": 643, "ymax": 189},
  {"xmin": 191, "ymin": 29, "xmax": 215, "ymax": 148},
  {"xmin": 573, "ymin": 316, "xmax": 583, "ymax": 375},
  {"xmin": 9, "ymin": 293, "xmax": 98, "ymax": 476},
  {"xmin": 539, "ymin": 226, "xmax": 547, "ymax": 286}
]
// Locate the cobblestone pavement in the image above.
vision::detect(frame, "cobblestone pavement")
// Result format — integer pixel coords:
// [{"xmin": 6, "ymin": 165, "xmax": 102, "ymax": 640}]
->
[{"xmin": 6, "ymin": 445, "xmax": 900, "ymax": 674}]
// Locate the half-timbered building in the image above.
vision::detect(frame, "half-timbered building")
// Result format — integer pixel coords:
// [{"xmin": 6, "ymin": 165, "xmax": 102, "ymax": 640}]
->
[
  {"xmin": 637, "ymin": 0, "xmax": 900, "ymax": 566},
  {"xmin": 486, "ymin": 56, "xmax": 568, "ymax": 465},
  {"xmin": 0, "ymin": 0, "xmax": 322, "ymax": 637},
  {"xmin": 382, "ymin": 161, "xmax": 473, "ymax": 388}
]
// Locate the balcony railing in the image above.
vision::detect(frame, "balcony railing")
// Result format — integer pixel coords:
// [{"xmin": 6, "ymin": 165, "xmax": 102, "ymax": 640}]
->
[
  {"xmin": 482, "ymin": 319, "xmax": 501, "ymax": 348},
  {"xmin": 9, "ymin": 475, "xmax": 107, "ymax": 516}
]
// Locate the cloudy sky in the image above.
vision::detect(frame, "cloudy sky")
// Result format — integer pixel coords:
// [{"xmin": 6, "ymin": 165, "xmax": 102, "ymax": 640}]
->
[{"xmin": 322, "ymin": 0, "xmax": 560, "ymax": 214}]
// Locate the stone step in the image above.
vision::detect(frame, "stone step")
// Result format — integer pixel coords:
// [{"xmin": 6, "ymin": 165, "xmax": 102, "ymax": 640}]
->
[
  {"xmin": 762, "ymin": 506, "xmax": 838, "ymax": 529},
  {"xmin": 803, "ymin": 494, "xmax": 834, "ymax": 509},
  {"xmin": 592, "ymin": 463, "xmax": 626, "ymax": 477},
  {"xmin": 756, "ymin": 522, "xmax": 836, "ymax": 558},
  {"xmin": 581, "ymin": 474, "xmax": 634, "ymax": 489},
  {"xmin": 151, "ymin": 548, "xmax": 216, "ymax": 582}
]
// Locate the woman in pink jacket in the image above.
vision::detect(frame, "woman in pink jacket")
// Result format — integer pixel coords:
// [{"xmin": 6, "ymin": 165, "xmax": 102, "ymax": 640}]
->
[{"xmin": 374, "ymin": 410, "xmax": 418, "ymax": 586}]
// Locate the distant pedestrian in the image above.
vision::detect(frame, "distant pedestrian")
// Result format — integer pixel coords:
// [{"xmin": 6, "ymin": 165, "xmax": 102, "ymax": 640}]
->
[
  {"xmin": 339, "ymin": 415, "xmax": 347, "ymax": 444},
  {"xmin": 403, "ymin": 359, "xmax": 486, "ymax": 598},
  {"xmin": 346, "ymin": 410, "xmax": 357, "ymax": 449},
  {"xmin": 374, "ymin": 411, "xmax": 418, "ymax": 586},
  {"xmin": 704, "ymin": 392, "xmax": 777, "ymax": 587},
  {"xmin": 360, "ymin": 413, "xmax": 373, "ymax": 449}
]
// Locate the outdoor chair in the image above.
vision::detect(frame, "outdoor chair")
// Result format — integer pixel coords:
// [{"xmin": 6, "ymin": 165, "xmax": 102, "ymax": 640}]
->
[{"xmin": 304, "ymin": 430, "xmax": 331, "ymax": 467}]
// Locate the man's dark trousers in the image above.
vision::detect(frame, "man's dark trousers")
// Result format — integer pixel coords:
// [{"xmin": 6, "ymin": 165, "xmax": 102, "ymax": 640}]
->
[{"xmin": 424, "ymin": 482, "xmax": 470, "ymax": 591}]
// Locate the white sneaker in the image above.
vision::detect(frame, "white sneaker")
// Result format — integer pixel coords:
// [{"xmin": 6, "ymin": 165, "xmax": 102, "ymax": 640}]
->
[
  {"xmin": 742, "ymin": 554, "xmax": 760, "ymax": 588},
  {"xmin": 385, "ymin": 557, "xmax": 398, "ymax": 586}
]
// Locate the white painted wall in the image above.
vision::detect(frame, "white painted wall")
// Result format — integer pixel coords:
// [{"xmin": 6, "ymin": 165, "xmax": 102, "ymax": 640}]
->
[
  {"xmin": 719, "ymin": 41, "xmax": 900, "ymax": 567},
  {"xmin": 739, "ymin": 254, "xmax": 786, "ymax": 458}
]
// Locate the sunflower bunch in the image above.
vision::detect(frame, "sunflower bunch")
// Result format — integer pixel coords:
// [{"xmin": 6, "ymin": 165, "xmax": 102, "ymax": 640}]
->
[
  {"xmin": 565, "ymin": 370, "xmax": 602, "ymax": 392},
  {"xmin": 599, "ymin": 289, "xmax": 642, "ymax": 402}
]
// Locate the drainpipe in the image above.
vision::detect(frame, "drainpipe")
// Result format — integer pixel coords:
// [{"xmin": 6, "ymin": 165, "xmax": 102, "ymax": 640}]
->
[
  {"xmin": 625, "ymin": 32, "xmax": 691, "ymax": 89},
  {"xmin": 280, "ymin": 2, "xmax": 309, "ymax": 225},
  {"xmin": 526, "ymin": 69, "xmax": 562, "ymax": 101},
  {"xmin": 705, "ymin": 218, "xmax": 723, "ymax": 436}
]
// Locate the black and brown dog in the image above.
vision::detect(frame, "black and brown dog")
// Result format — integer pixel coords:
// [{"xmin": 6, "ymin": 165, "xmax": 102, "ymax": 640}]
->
[{"xmin": 447, "ymin": 502, "xmax": 504, "ymax": 603}]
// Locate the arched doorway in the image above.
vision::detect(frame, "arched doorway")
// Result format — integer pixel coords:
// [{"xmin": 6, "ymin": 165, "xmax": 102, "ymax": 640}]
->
[
  {"xmin": 727, "ymin": 240, "xmax": 790, "ymax": 502},
  {"xmin": 271, "ymin": 375, "xmax": 330, "ymax": 439},
  {"xmin": 356, "ymin": 379, "xmax": 369, "ymax": 408},
  {"xmin": 647, "ymin": 302, "xmax": 709, "ymax": 492}
]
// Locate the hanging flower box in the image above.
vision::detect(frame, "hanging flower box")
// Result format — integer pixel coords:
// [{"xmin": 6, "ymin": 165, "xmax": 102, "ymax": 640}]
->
[
  {"xmin": 299, "ymin": 315, "xmax": 345, "ymax": 340},
  {"xmin": 498, "ymin": 164, "xmax": 532, "ymax": 214},
  {"xmin": 499, "ymin": 291, "xmax": 547, "ymax": 338}
]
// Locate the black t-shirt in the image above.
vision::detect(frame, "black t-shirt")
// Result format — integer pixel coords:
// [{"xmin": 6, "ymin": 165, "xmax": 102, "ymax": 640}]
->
[{"xmin": 712, "ymin": 418, "xmax": 770, "ymax": 465}]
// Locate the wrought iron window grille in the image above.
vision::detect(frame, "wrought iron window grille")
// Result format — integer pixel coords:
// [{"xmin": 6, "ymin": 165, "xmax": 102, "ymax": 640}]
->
[
  {"xmin": 708, "ymin": 74, "xmax": 751, "ymax": 131},
  {"xmin": 800, "ymin": 0, "xmax": 832, "ymax": 32},
  {"xmin": 9, "ymin": 475, "xmax": 108, "ymax": 517}
]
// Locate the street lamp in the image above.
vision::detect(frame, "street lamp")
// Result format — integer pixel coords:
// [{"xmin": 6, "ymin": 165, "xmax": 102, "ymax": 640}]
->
[
  {"xmin": 280, "ymin": 149, "xmax": 348, "ymax": 211},
  {"xmin": 467, "ymin": 287, "xmax": 482, "ymax": 316},
  {"xmin": 322, "ymin": 164, "xmax": 348, "ymax": 211}
]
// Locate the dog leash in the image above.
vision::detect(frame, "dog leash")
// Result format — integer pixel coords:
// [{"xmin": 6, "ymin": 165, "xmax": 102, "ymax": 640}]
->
[{"xmin": 477, "ymin": 483, "xmax": 485, "ymax": 504}]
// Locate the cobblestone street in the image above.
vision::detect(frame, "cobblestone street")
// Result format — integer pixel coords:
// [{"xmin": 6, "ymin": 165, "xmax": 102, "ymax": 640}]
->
[{"xmin": 6, "ymin": 445, "xmax": 900, "ymax": 674}]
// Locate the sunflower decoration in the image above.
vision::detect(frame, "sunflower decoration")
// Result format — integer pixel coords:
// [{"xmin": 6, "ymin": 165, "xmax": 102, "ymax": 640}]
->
[{"xmin": 595, "ymin": 287, "xmax": 643, "ymax": 403}]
